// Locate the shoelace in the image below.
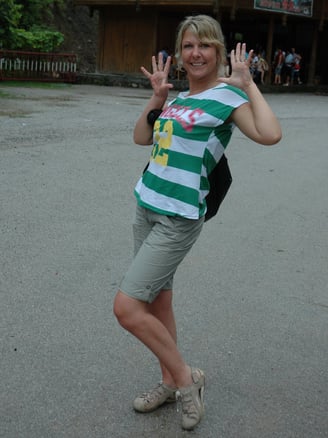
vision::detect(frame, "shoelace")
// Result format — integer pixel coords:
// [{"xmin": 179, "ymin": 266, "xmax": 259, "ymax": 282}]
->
[{"xmin": 176, "ymin": 390, "xmax": 198, "ymax": 417}]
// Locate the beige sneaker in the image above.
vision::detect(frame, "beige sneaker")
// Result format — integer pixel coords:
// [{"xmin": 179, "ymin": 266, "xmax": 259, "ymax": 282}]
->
[
  {"xmin": 177, "ymin": 368, "xmax": 205, "ymax": 430},
  {"xmin": 133, "ymin": 382, "xmax": 177, "ymax": 413}
]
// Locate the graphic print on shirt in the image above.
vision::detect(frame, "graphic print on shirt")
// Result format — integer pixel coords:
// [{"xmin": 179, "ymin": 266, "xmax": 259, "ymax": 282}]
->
[
  {"xmin": 150, "ymin": 105, "xmax": 207, "ymax": 168},
  {"xmin": 151, "ymin": 119, "xmax": 173, "ymax": 167},
  {"xmin": 162, "ymin": 105, "xmax": 204, "ymax": 133}
]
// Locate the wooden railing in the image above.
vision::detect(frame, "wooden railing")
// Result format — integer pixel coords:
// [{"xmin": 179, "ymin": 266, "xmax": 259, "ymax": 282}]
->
[{"xmin": 0, "ymin": 50, "xmax": 77, "ymax": 83}]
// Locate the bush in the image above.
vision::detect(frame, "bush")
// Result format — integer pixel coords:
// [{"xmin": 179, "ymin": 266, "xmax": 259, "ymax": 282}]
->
[{"xmin": 13, "ymin": 27, "xmax": 64, "ymax": 52}]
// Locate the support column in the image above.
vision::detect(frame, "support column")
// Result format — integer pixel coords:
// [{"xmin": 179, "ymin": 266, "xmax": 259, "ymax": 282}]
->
[
  {"xmin": 265, "ymin": 15, "xmax": 274, "ymax": 84},
  {"xmin": 307, "ymin": 21, "xmax": 318, "ymax": 85}
]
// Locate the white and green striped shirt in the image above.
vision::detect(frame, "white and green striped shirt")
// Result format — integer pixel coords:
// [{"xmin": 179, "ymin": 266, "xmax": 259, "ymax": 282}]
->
[{"xmin": 135, "ymin": 83, "xmax": 248, "ymax": 219}]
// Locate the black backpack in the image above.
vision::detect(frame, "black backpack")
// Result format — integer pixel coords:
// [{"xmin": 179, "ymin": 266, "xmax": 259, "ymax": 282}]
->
[{"xmin": 204, "ymin": 154, "xmax": 232, "ymax": 222}]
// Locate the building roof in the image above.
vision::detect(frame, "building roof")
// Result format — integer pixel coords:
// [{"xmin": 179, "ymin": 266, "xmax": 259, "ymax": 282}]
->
[{"xmin": 74, "ymin": 0, "xmax": 327, "ymax": 22}]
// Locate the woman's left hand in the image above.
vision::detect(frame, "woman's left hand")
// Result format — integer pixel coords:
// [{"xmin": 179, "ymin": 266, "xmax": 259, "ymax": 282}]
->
[{"xmin": 219, "ymin": 43, "xmax": 254, "ymax": 90}]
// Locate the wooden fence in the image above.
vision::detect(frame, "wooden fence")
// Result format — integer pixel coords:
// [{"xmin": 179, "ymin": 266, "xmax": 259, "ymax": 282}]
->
[{"xmin": 0, "ymin": 50, "xmax": 77, "ymax": 83}]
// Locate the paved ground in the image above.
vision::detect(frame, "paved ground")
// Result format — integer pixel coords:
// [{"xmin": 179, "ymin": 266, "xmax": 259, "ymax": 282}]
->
[{"xmin": 1, "ymin": 83, "xmax": 327, "ymax": 438}]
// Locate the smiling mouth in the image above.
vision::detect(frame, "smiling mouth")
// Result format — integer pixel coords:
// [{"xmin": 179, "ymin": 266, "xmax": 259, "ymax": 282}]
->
[{"xmin": 191, "ymin": 62, "xmax": 205, "ymax": 67}]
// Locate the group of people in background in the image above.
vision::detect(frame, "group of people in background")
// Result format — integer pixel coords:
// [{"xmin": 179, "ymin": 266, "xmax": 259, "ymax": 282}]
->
[
  {"xmin": 247, "ymin": 46, "xmax": 302, "ymax": 86},
  {"xmin": 273, "ymin": 47, "xmax": 302, "ymax": 86}
]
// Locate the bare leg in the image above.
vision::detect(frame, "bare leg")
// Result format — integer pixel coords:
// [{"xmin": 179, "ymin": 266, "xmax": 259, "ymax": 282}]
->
[
  {"xmin": 113, "ymin": 290, "xmax": 192, "ymax": 388},
  {"xmin": 148, "ymin": 290, "xmax": 177, "ymax": 387}
]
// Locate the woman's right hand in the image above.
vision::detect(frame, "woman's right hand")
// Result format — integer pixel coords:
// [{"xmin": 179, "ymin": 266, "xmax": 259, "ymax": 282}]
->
[{"xmin": 141, "ymin": 53, "xmax": 173, "ymax": 99}]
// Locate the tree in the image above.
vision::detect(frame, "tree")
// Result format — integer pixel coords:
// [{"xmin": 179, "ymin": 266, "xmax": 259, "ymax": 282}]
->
[
  {"xmin": 17, "ymin": 0, "xmax": 64, "ymax": 29},
  {"xmin": 0, "ymin": 0, "xmax": 65, "ymax": 51},
  {"xmin": 0, "ymin": 0, "xmax": 23, "ymax": 49}
]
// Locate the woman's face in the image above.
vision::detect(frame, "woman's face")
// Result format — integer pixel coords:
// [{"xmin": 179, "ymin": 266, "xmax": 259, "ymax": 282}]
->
[{"xmin": 181, "ymin": 29, "xmax": 219, "ymax": 81}]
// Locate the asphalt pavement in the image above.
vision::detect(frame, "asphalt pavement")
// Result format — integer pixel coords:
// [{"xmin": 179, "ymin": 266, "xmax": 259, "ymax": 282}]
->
[{"xmin": 1, "ymin": 83, "xmax": 327, "ymax": 438}]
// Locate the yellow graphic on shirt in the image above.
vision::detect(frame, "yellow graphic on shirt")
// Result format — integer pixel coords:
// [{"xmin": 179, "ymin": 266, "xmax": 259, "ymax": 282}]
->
[{"xmin": 151, "ymin": 119, "xmax": 173, "ymax": 166}]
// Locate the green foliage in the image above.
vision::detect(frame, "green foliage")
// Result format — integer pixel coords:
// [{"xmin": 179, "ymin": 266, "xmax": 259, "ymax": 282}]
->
[
  {"xmin": 0, "ymin": 0, "xmax": 65, "ymax": 52},
  {"xmin": 17, "ymin": 0, "xmax": 64, "ymax": 28},
  {"xmin": 14, "ymin": 27, "xmax": 64, "ymax": 52},
  {"xmin": 0, "ymin": 0, "xmax": 23, "ymax": 48}
]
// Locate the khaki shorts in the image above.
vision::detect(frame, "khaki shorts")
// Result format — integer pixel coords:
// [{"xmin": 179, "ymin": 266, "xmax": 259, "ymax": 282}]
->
[{"xmin": 119, "ymin": 205, "xmax": 204, "ymax": 303}]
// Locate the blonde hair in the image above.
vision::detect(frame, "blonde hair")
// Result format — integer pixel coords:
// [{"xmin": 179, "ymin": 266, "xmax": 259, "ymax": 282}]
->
[{"xmin": 175, "ymin": 15, "xmax": 227, "ymax": 76}]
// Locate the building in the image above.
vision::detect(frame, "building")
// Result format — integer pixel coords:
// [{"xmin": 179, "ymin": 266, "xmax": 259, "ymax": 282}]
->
[{"xmin": 74, "ymin": 0, "xmax": 328, "ymax": 84}]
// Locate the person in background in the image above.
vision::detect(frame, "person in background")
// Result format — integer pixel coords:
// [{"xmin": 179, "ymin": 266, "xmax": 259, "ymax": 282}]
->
[
  {"xmin": 291, "ymin": 49, "xmax": 302, "ymax": 84},
  {"xmin": 113, "ymin": 14, "xmax": 281, "ymax": 431},
  {"xmin": 283, "ymin": 49, "xmax": 295, "ymax": 86},
  {"xmin": 273, "ymin": 48, "xmax": 285, "ymax": 85},
  {"xmin": 249, "ymin": 51, "xmax": 259, "ymax": 82},
  {"xmin": 257, "ymin": 54, "xmax": 269, "ymax": 84},
  {"xmin": 158, "ymin": 47, "xmax": 169, "ymax": 64}
]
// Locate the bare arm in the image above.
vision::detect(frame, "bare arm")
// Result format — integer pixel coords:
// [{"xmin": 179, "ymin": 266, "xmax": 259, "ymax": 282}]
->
[
  {"xmin": 219, "ymin": 43, "xmax": 282, "ymax": 146},
  {"xmin": 133, "ymin": 54, "xmax": 173, "ymax": 145}
]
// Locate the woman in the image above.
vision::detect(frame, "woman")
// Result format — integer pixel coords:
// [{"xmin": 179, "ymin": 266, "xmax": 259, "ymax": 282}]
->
[{"xmin": 113, "ymin": 14, "xmax": 281, "ymax": 431}]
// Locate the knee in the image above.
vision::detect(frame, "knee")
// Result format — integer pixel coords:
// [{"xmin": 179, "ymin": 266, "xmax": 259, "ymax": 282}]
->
[
  {"xmin": 113, "ymin": 291, "xmax": 139, "ymax": 331},
  {"xmin": 113, "ymin": 291, "xmax": 127, "ymax": 326}
]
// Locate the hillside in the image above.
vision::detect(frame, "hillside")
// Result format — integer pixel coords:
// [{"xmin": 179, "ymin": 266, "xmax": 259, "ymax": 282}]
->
[{"xmin": 52, "ymin": 1, "xmax": 98, "ymax": 73}]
